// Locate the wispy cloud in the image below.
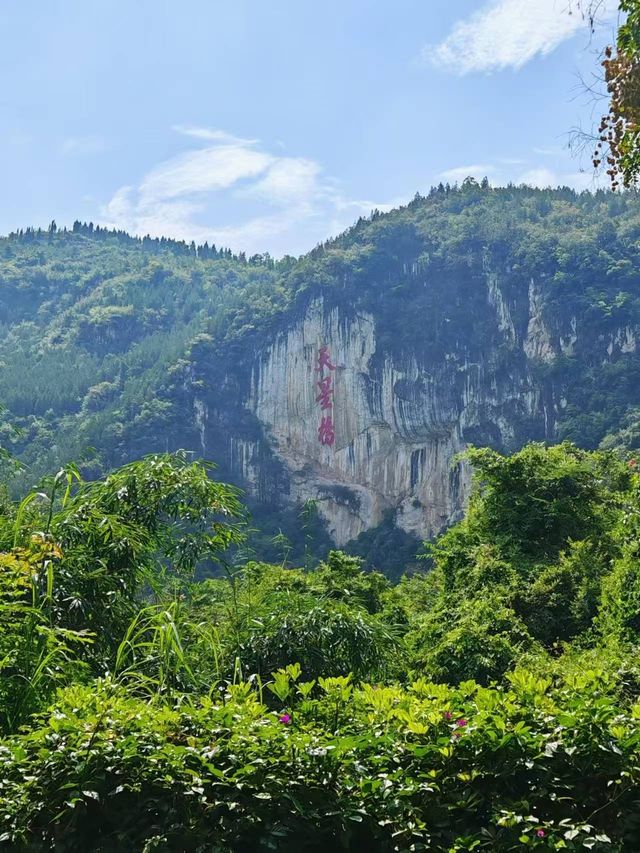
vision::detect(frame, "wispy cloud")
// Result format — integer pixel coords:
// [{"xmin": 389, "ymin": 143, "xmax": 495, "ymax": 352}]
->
[
  {"xmin": 61, "ymin": 135, "xmax": 108, "ymax": 156},
  {"xmin": 438, "ymin": 156, "xmax": 598, "ymax": 190},
  {"xmin": 517, "ymin": 165, "xmax": 595, "ymax": 190},
  {"xmin": 172, "ymin": 125, "xmax": 258, "ymax": 145},
  {"xmin": 100, "ymin": 128, "xmax": 394, "ymax": 256},
  {"xmin": 532, "ymin": 145, "xmax": 565, "ymax": 156},
  {"xmin": 6, "ymin": 130, "xmax": 34, "ymax": 147},
  {"xmin": 139, "ymin": 145, "xmax": 273, "ymax": 201},
  {"xmin": 517, "ymin": 166, "xmax": 560, "ymax": 187},
  {"xmin": 426, "ymin": 0, "xmax": 618, "ymax": 75},
  {"xmin": 439, "ymin": 164, "xmax": 496, "ymax": 183}
]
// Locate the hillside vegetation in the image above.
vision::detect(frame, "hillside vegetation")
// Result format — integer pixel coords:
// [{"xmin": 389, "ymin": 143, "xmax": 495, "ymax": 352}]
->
[
  {"xmin": 4, "ymin": 189, "xmax": 640, "ymax": 847},
  {"xmin": 3, "ymin": 184, "xmax": 640, "ymax": 488},
  {"xmin": 1, "ymin": 442, "xmax": 640, "ymax": 850}
]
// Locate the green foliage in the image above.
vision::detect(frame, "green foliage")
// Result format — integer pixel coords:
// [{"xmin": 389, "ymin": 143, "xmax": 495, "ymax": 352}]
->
[
  {"xmin": 0, "ymin": 227, "xmax": 283, "ymax": 488},
  {"xmin": 446, "ymin": 443, "xmax": 628, "ymax": 565},
  {"xmin": 4, "ymin": 441, "xmax": 640, "ymax": 847},
  {"xmin": 401, "ymin": 443, "xmax": 638, "ymax": 684},
  {"xmin": 1, "ymin": 670, "xmax": 639, "ymax": 851},
  {"xmin": 4, "ymin": 187, "xmax": 640, "ymax": 569},
  {"xmin": 0, "ymin": 542, "xmax": 91, "ymax": 733},
  {"xmin": 0, "ymin": 452, "xmax": 243, "ymax": 732},
  {"xmin": 345, "ymin": 511, "xmax": 422, "ymax": 580},
  {"xmin": 44, "ymin": 452, "xmax": 244, "ymax": 663},
  {"xmin": 190, "ymin": 554, "xmax": 399, "ymax": 682},
  {"xmin": 408, "ymin": 593, "xmax": 533, "ymax": 686}
]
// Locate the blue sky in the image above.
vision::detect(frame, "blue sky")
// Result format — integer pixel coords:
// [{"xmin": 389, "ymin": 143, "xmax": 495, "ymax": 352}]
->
[{"xmin": 0, "ymin": 0, "xmax": 620, "ymax": 256}]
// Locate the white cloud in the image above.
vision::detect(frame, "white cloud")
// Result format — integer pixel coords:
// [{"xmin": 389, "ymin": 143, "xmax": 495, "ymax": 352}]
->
[
  {"xmin": 139, "ymin": 145, "xmax": 274, "ymax": 201},
  {"xmin": 532, "ymin": 145, "xmax": 564, "ymax": 156},
  {"xmin": 242, "ymin": 158, "xmax": 322, "ymax": 207},
  {"xmin": 439, "ymin": 164, "xmax": 496, "ymax": 183},
  {"xmin": 518, "ymin": 165, "xmax": 595, "ymax": 189},
  {"xmin": 61, "ymin": 135, "xmax": 108, "ymax": 156},
  {"xmin": 172, "ymin": 125, "xmax": 258, "ymax": 146},
  {"xmin": 517, "ymin": 166, "xmax": 559, "ymax": 186},
  {"xmin": 103, "ymin": 186, "xmax": 134, "ymax": 222},
  {"xmin": 438, "ymin": 157, "xmax": 600, "ymax": 190},
  {"xmin": 100, "ymin": 127, "xmax": 394, "ymax": 256},
  {"xmin": 427, "ymin": 0, "xmax": 618, "ymax": 74}
]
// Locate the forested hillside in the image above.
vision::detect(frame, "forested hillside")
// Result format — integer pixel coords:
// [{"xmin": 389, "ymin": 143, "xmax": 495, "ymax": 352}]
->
[
  {"xmin": 6, "ymin": 0, "xmax": 640, "ymax": 845},
  {"xmin": 2, "ymin": 443, "xmax": 640, "ymax": 850},
  {"xmin": 3, "ymin": 183, "xmax": 640, "ymax": 569},
  {"xmin": 4, "ymin": 186, "xmax": 640, "ymax": 849},
  {"xmin": 0, "ymin": 222, "xmax": 283, "ymax": 478}
]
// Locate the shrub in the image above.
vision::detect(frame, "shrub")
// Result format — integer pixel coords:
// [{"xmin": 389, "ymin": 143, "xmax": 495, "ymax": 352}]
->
[{"xmin": 1, "ymin": 670, "xmax": 639, "ymax": 851}]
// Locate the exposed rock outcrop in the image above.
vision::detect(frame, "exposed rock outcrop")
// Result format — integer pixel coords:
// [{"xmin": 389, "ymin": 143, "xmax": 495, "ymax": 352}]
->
[{"xmin": 195, "ymin": 273, "xmax": 569, "ymax": 546}]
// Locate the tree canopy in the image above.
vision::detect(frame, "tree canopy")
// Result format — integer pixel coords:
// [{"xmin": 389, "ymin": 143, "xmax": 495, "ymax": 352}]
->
[{"xmin": 2, "ymin": 444, "xmax": 640, "ymax": 849}]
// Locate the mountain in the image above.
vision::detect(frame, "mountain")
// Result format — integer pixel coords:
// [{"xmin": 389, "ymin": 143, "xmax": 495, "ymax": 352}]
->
[{"xmin": 3, "ymin": 182, "xmax": 640, "ymax": 573}]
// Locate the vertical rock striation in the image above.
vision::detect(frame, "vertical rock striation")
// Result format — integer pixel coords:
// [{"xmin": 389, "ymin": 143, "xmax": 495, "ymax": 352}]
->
[{"xmin": 195, "ymin": 272, "xmax": 571, "ymax": 546}]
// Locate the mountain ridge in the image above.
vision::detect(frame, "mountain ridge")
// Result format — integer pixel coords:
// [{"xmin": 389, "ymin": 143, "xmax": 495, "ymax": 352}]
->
[{"xmin": 3, "ymin": 182, "xmax": 640, "ymax": 572}]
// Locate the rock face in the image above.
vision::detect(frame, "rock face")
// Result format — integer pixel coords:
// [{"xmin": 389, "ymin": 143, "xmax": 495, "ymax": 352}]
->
[
  {"xmin": 195, "ymin": 273, "xmax": 567, "ymax": 546},
  {"xmin": 3, "ymin": 188, "xmax": 640, "ymax": 560},
  {"xmin": 247, "ymin": 298, "xmax": 475, "ymax": 544}
]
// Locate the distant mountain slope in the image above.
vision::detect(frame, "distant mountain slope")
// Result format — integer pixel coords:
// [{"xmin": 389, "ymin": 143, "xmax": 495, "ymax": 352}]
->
[{"xmin": 2, "ymin": 183, "xmax": 640, "ymax": 573}]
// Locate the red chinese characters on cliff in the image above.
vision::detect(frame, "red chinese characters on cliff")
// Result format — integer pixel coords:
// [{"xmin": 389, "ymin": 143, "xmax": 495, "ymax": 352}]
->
[
  {"xmin": 318, "ymin": 415, "xmax": 335, "ymax": 446},
  {"xmin": 316, "ymin": 376, "xmax": 333, "ymax": 410},
  {"xmin": 317, "ymin": 345, "xmax": 335, "ymax": 373},
  {"xmin": 316, "ymin": 345, "xmax": 336, "ymax": 446}
]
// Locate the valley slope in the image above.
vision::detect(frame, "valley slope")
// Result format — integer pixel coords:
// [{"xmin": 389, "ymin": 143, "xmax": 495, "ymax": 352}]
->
[{"xmin": 2, "ymin": 184, "xmax": 640, "ymax": 571}]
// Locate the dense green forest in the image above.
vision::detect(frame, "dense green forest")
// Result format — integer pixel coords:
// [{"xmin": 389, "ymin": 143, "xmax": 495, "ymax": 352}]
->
[
  {"xmin": 2, "ymin": 443, "xmax": 640, "ymax": 850},
  {"xmin": 4, "ymin": 184, "xmax": 640, "ymax": 567},
  {"xmin": 4, "ymin": 188, "xmax": 640, "ymax": 469},
  {"xmin": 4, "ymin": 186, "xmax": 640, "ymax": 847},
  {"xmin": 6, "ymin": 0, "xmax": 640, "ymax": 845},
  {"xmin": 0, "ymin": 221, "xmax": 282, "ymax": 482},
  {"xmin": 4, "ymin": 192, "xmax": 640, "ymax": 847}
]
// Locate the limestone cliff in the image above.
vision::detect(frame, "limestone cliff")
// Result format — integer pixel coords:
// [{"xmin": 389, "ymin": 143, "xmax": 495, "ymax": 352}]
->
[
  {"xmin": 192, "ymin": 272, "xmax": 584, "ymax": 547},
  {"xmin": 3, "ymin": 185, "xmax": 640, "ymax": 567}
]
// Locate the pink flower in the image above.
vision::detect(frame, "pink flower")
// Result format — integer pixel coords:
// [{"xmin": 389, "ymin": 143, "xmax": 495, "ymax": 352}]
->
[
  {"xmin": 629, "ymin": 459, "xmax": 637, "ymax": 468},
  {"xmin": 443, "ymin": 711, "xmax": 453, "ymax": 721},
  {"xmin": 536, "ymin": 829, "xmax": 546, "ymax": 838},
  {"xmin": 456, "ymin": 719, "xmax": 468, "ymax": 728},
  {"xmin": 278, "ymin": 714, "xmax": 291, "ymax": 725}
]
